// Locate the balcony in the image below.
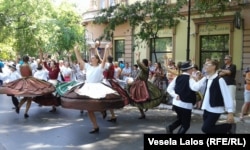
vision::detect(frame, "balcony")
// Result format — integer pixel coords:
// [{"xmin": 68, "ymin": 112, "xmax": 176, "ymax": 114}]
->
[
  {"xmin": 82, "ymin": 10, "xmax": 100, "ymax": 22},
  {"xmin": 83, "ymin": 0, "xmax": 128, "ymax": 22}
]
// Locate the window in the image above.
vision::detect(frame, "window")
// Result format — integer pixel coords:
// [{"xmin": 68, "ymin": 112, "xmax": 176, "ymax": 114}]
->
[
  {"xmin": 100, "ymin": 0, "xmax": 106, "ymax": 9},
  {"xmin": 114, "ymin": 39, "xmax": 125, "ymax": 61},
  {"xmin": 109, "ymin": 0, "xmax": 116, "ymax": 6},
  {"xmin": 242, "ymin": 0, "xmax": 250, "ymax": 4},
  {"xmin": 200, "ymin": 34, "xmax": 229, "ymax": 68},
  {"xmin": 150, "ymin": 37, "xmax": 173, "ymax": 64}
]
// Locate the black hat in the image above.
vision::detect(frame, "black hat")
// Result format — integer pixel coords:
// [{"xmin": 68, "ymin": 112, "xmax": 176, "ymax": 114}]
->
[
  {"xmin": 37, "ymin": 64, "xmax": 43, "ymax": 70},
  {"xmin": 8, "ymin": 63, "xmax": 16, "ymax": 70},
  {"xmin": 180, "ymin": 61, "xmax": 193, "ymax": 71}
]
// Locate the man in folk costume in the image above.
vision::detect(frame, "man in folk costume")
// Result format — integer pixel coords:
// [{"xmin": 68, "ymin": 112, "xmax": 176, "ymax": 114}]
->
[
  {"xmin": 166, "ymin": 61, "xmax": 200, "ymax": 134},
  {"xmin": 184, "ymin": 59, "xmax": 236, "ymax": 134},
  {"xmin": 1, "ymin": 63, "xmax": 21, "ymax": 112}
]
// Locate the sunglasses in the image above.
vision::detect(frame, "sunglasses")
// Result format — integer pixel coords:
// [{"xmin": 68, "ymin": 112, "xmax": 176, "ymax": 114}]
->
[{"xmin": 205, "ymin": 63, "xmax": 213, "ymax": 66}]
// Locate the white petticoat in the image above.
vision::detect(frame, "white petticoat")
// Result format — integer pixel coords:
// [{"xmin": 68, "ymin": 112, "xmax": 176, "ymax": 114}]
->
[{"xmin": 75, "ymin": 82, "xmax": 118, "ymax": 99}]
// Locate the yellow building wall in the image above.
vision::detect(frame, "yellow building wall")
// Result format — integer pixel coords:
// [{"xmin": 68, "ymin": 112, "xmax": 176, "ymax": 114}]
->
[
  {"xmin": 232, "ymin": 26, "xmax": 243, "ymax": 70},
  {"xmin": 175, "ymin": 19, "xmax": 196, "ymax": 63},
  {"xmin": 86, "ymin": 22, "xmax": 107, "ymax": 42},
  {"xmin": 83, "ymin": 0, "xmax": 243, "ymax": 71}
]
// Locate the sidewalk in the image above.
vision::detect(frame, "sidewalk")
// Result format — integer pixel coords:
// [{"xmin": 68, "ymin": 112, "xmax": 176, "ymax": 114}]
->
[{"xmin": 157, "ymin": 89, "xmax": 250, "ymax": 124}]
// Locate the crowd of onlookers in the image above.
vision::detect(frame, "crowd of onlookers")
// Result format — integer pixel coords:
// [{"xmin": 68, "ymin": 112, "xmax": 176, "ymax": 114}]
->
[{"xmin": 0, "ymin": 54, "xmax": 250, "ymax": 122}]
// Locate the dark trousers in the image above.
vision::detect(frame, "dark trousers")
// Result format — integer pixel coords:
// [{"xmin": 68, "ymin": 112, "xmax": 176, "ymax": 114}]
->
[
  {"xmin": 11, "ymin": 96, "xmax": 19, "ymax": 108},
  {"xmin": 168, "ymin": 105, "xmax": 192, "ymax": 134},
  {"xmin": 202, "ymin": 110, "xmax": 231, "ymax": 134}
]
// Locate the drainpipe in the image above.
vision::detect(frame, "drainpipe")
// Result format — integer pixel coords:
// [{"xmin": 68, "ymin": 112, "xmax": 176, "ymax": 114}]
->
[
  {"xmin": 131, "ymin": 27, "xmax": 135, "ymax": 65},
  {"xmin": 186, "ymin": 0, "xmax": 191, "ymax": 61}
]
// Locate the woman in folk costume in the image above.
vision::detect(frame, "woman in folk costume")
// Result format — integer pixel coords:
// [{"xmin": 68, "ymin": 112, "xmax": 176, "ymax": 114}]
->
[
  {"xmin": 61, "ymin": 61, "xmax": 72, "ymax": 82},
  {"xmin": 102, "ymin": 55, "xmax": 118, "ymax": 122},
  {"xmin": 110, "ymin": 52, "xmax": 163, "ymax": 119},
  {"xmin": 61, "ymin": 43, "xmax": 124, "ymax": 134},
  {"xmin": 39, "ymin": 49, "xmax": 61, "ymax": 112},
  {"xmin": 128, "ymin": 52, "xmax": 163, "ymax": 119},
  {"xmin": 0, "ymin": 55, "xmax": 55, "ymax": 118}
]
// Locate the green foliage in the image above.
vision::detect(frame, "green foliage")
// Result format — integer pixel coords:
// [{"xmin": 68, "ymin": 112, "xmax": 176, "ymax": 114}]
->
[
  {"xmin": 0, "ymin": 0, "xmax": 85, "ymax": 59},
  {"xmin": 94, "ymin": 0, "xmax": 187, "ymax": 44},
  {"xmin": 193, "ymin": 0, "xmax": 241, "ymax": 18},
  {"xmin": 94, "ymin": 0, "xmax": 243, "ymax": 43}
]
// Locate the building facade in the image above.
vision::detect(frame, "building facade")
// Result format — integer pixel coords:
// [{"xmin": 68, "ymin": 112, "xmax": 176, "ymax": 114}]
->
[{"xmin": 82, "ymin": 0, "xmax": 250, "ymax": 87}]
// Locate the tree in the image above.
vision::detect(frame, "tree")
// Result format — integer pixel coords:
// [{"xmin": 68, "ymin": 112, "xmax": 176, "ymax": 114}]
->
[
  {"xmin": 93, "ymin": 0, "xmax": 242, "ymax": 62},
  {"xmin": 94, "ymin": 0, "xmax": 185, "ymax": 62},
  {"xmin": 0, "ymin": 0, "xmax": 85, "ymax": 60}
]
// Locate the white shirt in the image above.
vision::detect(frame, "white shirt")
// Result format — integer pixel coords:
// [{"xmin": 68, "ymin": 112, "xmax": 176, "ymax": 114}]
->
[
  {"xmin": 167, "ymin": 72, "xmax": 200, "ymax": 110},
  {"xmin": 34, "ymin": 69, "xmax": 49, "ymax": 81},
  {"xmin": 61, "ymin": 67, "xmax": 72, "ymax": 77},
  {"xmin": 149, "ymin": 65, "xmax": 155, "ymax": 72},
  {"xmin": 3, "ymin": 70, "xmax": 21, "ymax": 83},
  {"xmin": 16, "ymin": 63, "xmax": 21, "ymax": 74},
  {"xmin": 0, "ymin": 72, "xmax": 8, "ymax": 81},
  {"xmin": 73, "ymin": 64, "xmax": 85, "ymax": 81},
  {"xmin": 198, "ymin": 73, "xmax": 234, "ymax": 113},
  {"xmin": 122, "ymin": 67, "xmax": 131, "ymax": 80},
  {"xmin": 30, "ymin": 61, "xmax": 38, "ymax": 75},
  {"xmin": 84, "ymin": 63, "xmax": 104, "ymax": 83}
]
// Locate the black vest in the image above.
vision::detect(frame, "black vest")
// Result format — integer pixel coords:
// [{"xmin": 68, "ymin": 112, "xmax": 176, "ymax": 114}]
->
[
  {"xmin": 174, "ymin": 75, "xmax": 196, "ymax": 105},
  {"xmin": 209, "ymin": 77, "xmax": 224, "ymax": 107}
]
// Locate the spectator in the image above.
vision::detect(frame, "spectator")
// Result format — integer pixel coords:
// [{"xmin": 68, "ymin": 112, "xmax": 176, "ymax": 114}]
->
[
  {"xmin": 131, "ymin": 64, "xmax": 140, "ymax": 80},
  {"xmin": 114, "ymin": 61, "xmax": 122, "ymax": 80},
  {"xmin": 240, "ymin": 66, "xmax": 250, "ymax": 121},
  {"xmin": 119, "ymin": 61, "xmax": 125, "ymax": 70},
  {"xmin": 121, "ymin": 62, "xmax": 131, "ymax": 81},
  {"xmin": 218, "ymin": 55, "xmax": 237, "ymax": 112},
  {"xmin": 152, "ymin": 62, "xmax": 165, "ymax": 90}
]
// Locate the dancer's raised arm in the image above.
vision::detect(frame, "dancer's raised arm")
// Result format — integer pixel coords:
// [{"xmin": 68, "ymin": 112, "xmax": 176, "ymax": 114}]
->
[
  {"xmin": 74, "ymin": 44, "xmax": 85, "ymax": 71},
  {"xmin": 101, "ymin": 43, "xmax": 112, "ymax": 69},
  {"xmin": 94, "ymin": 40, "xmax": 103, "ymax": 62},
  {"xmin": 135, "ymin": 51, "xmax": 140, "ymax": 61}
]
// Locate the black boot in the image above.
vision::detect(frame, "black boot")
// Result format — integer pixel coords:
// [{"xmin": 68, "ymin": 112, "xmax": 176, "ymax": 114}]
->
[
  {"xmin": 167, "ymin": 120, "xmax": 181, "ymax": 134},
  {"xmin": 101, "ymin": 111, "xmax": 107, "ymax": 119},
  {"xmin": 166, "ymin": 126, "xmax": 173, "ymax": 134},
  {"xmin": 228, "ymin": 123, "xmax": 236, "ymax": 134},
  {"xmin": 177, "ymin": 127, "xmax": 188, "ymax": 134}
]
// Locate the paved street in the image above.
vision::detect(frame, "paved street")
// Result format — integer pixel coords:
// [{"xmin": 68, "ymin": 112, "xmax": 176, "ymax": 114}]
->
[{"xmin": 0, "ymin": 93, "xmax": 250, "ymax": 150}]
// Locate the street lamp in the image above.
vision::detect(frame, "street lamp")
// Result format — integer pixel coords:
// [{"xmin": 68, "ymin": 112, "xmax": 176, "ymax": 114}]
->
[{"xmin": 186, "ymin": 0, "xmax": 191, "ymax": 61}]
